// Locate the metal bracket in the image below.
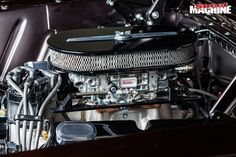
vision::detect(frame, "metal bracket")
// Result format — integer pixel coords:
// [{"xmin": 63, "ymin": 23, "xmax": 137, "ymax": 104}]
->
[
  {"xmin": 120, "ymin": 107, "xmax": 128, "ymax": 119},
  {"xmin": 146, "ymin": 0, "xmax": 166, "ymax": 25},
  {"xmin": 106, "ymin": 0, "xmax": 166, "ymax": 26},
  {"xmin": 14, "ymin": 115, "xmax": 42, "ymax": 121},
  {"xmin": 67, "ymin": 31, "xmax": 177, "ymax": 43}
]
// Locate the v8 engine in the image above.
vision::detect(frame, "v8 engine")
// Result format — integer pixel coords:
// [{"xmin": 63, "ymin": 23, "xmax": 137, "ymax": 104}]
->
[{"xmin": 0, "ymin": 25, "xmax": 226, "ymax": 153}]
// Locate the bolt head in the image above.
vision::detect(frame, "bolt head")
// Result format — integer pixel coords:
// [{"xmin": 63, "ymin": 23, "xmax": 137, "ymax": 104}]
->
[
  {"xmin": 55, "ymin": 0, "xmax": 62, "ymax": 3},
  {"xmin": 147, "ymin": 21, "xmax": 153, "ymax": 26},
  {"xmin": 225, "ymin": 32, "xmax": 231, "ymax": 36},
  {"xmin": 135, "ymin": 13, "xmax": 144, "ymax": 21},
  {"xmin": 151, "ymin": 11, "xmax": 159, "ymax": 19},
  {"xmin": 106, "ymin": 0, "xmax": 114, "ymax": 6},
  {"xmin": 0, "ymin": 5, "xmax": 8, "ymax": 10}
]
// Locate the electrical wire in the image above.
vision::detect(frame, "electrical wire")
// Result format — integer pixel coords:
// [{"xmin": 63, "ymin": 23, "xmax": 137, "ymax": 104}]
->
[
  {"xmin": 7, "ymin": 70, "xmax": 60, "ymax": 150},
  {"xmin": 22, "ymin": 83, "xmax": 29, "ymax": 151},
  {"xmin": 27, "ymin": 102, "xmax": 34, "ymax": 150},
  {"xmin": 34, "ymin": 75, "xmax": 62, "ymax": 149},
  {"xmin": 15, "ymin": 100, "xmax": 23, "ymax": 149},
  {"xmin": 6, "ymin": 75, "xmax": 24, "ymax": 150},
  {"xmin": 6, "ymin": 74, "xmax": 35, "ymax": 151},
  {"xmin": 188, "ymin": 88, "xmax": 218, "ymax": 100},
  {"xmin": 6, "ymin": 75, "xmax": 23, "ymax": 96},
  {"xmin": 1, "ymin": 95, "xmax": 6, "ymax": 105}
]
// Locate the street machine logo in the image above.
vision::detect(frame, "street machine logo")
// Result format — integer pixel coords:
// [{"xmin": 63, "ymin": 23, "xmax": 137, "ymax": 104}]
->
[{"xmin": 190, "ymin": 3, "xmax": 231, "ymax": 14}]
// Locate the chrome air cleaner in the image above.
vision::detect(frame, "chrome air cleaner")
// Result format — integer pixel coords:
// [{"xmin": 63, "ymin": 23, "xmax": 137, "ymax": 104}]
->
[{"xmin": 47, "ymin": 26, "xmax": 197, "ymax": 73}]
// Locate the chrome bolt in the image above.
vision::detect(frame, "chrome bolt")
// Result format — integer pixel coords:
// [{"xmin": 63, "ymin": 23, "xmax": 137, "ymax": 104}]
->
[
  {"xmin": 208, "ymin": 22, "xmax": 214, "ymax": 26},
  {"xmin": 147, "ymin": 20, "xmax": 153, "ymax": 26},
  {"xmin": 106, "ymin": 0, "xmax": 115, "ymax": 6},
  {"xmin": 151, "ymin": 11, "xmax": 159, "ymax": 19},
  {"xmin": 225, "ymin": 32, "xmax": 231, "ymax": 36},
  {"xmin": 135, "ymin": 13, "xmax": 144, "ymax": 21},
  {"xmin": 189, "ymin": 26, "xmax": 197, "ymax": 31},
  {"xmin": 55, "ymin": 0, "xmax": 62, "ymax": 3},
  {"xmin": 125, "ymin": 23, "xmax": 131, "ymax": 27},
  {"xmin": 0, "ymin": 5, "xmax": 8, "ymax": 10}
]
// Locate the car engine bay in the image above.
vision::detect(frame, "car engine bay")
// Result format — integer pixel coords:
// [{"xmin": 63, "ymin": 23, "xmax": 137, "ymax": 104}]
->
[{"xmin": 0, "ymin": 0, "xmax": 236, "ymax": 154}]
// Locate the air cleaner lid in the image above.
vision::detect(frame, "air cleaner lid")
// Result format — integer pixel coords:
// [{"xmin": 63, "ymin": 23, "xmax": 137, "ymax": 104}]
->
[{"xmin": 47, "ymin": 26, "xmax": 197, "ymax": 55}]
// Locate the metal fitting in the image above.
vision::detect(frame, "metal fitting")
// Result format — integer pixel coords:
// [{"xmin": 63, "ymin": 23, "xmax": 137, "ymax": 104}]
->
[{"xmin": 151, "ymin": 11, "xmax": 159, "ymax": 19}]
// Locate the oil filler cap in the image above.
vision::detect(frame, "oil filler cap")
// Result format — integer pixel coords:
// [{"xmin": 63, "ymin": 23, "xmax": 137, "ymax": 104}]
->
[{"xmin": 56, "ymin": 121, "xmax": 97, "ymax": 145}]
